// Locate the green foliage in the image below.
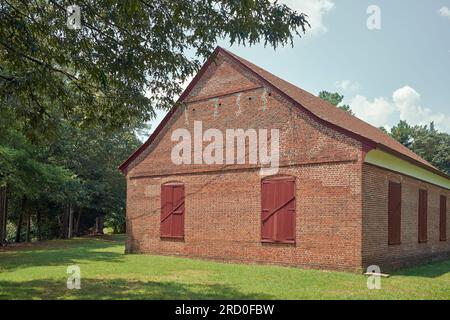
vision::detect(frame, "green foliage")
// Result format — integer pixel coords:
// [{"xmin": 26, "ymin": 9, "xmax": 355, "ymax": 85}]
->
[
  {"xmin": 5, "ymin": 221, "xmax": 16, "ymax": 243},
  {"xmin": 105, "ymin": 211, "xmax": 126, "ymax": 234},
  {"xmin": 337, "ymin": 104, "xmax": 353, "ymax": 115},
  {"xmin": 318, "ymin": 91, "xmax": 354, "ymax": 115},
  {"xmin": 0, "ymin": 0, "xmax": 309, "ymax": 134},
  {"xmin": 387, "ymin": 121, "xmax": 450, "ymax": 175},
  {"xmin": 318, "ymin": 91, "xmax": 344, "ymax": 106},
  {"xmin": 48, "ymin": 122, "xmax": 140, "ymax": 213},
  {"xmin": 390, "ymin": 120, "xmax": 413, "ymax": 148},
  {"xmin": 0, "ymin": 104, "xmax": 140, "ymax": 241},
  {"xmin": 0, "ymin": 127, "xmax": 76, "ymax": 201},
  {"xmin": 378, "ymin": 126, "xmax": 388, "ymax": 134}
]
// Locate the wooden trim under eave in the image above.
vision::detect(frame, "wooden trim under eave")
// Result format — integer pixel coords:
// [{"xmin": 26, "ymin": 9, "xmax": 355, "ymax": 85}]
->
[{"xmin": 364, "ymin": 151, "xmax": 450, "ymax": 191}]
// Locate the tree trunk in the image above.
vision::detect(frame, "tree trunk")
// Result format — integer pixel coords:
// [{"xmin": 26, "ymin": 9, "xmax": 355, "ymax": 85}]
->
[
  {"xmin": 0, "ymin": 186, "xmax": 5, "ymax": 245},
  {"xmin": 26, "ymin": 213, "xmax": 31, "ymax": 242},
  {"xmin": 3, "ymin": 187, "xmax": 8, "ymax": 244},
  {"xmin": 75, "ymin": 208, "xmax": 82, "ymax": 236},
  {"xmin": 95, "ymin": 215, "xmax": 104, "ymax": 234},
  {"xmin": 15, "ymin": 196, "xmax": 26, "ymax": 243},
  {"xmin": 36, "ymin": 211, "xmax": 42, "ymax": 241},
  {"xmin": 61, "ymin": 205, "xmax": 69, "ymax": 239},
  {"xmin": 68, "ymin": 204, "xmax": 73, "ymax": 238}
]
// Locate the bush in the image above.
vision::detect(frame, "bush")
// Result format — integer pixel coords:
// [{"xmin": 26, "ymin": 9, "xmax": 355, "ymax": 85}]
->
[{"xmin": 104, "ymin": 211, "xmax": 125, "ymax": 234}]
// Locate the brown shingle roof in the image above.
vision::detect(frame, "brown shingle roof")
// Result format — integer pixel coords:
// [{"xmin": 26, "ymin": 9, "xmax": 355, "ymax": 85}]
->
[
  {"xmin": 220, "ymin": 47, "xmax": 439, "ymax": 172},
  {"xmin": 120, "ymin": 46, "xmax": 446, "ymax": 179}
]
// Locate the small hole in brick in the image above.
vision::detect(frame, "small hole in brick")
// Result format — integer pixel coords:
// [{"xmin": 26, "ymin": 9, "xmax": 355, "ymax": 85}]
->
[
  {"xmin": 268, "ymin": 93, "xmax": 272, "ymax": 96},
  {"xmin": 248, "ymin": 97, "xmax": 252, "ymax": 100},
  {"xmin": 192, "ymin": 108, "xmax": 196, "ymax": 111},
  {"xmin": 219, "ymin": 103, "xmax": 222, "ymax": 106}
]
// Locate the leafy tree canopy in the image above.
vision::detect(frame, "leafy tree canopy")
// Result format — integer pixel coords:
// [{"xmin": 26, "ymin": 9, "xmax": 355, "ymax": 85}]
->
[
  {"xmin": 386, "ymin": 121, "xmax": 450, "ymax": 175},
  {"xmin": 0, "ymin": 0, "xmax": 310, "ymax": 135},
  {"xmin": 318, "ymin": 91, "xmax": 354, "ymax": 115}
]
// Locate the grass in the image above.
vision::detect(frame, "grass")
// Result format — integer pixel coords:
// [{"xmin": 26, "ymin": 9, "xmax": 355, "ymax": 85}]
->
[{"xmin": 0, "ymin": 235, "xmax": 449, "ymax": 300}]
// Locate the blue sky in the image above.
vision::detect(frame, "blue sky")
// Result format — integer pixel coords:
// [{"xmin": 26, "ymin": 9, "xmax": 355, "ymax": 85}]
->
[{"xmin": 148, "ymin": 0, "xmax": 450, "ymax": 135}]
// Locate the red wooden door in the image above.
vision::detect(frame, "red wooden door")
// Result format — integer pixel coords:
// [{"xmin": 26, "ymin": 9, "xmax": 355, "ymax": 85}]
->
[
  {"xmin": 388, "ymin": 181, "xmax": 401, "ymax": 245},
  {"xmin": 261, "ymin": 177, "xmax": 295, "ymax": 243},
  {"xmin": 261, "ymin": 180, "xmax": 276, "ymax": 241},
  {"xmin": 161, "ymin": 184, "xmax": 185, "ymax": 238},
  {"xmin": 440, "ymin": 195, "xmax": 447, "ymax": 241},
  {"xmin": 418, "ymin": 189, "xmax": 428, "ymax": 243}
]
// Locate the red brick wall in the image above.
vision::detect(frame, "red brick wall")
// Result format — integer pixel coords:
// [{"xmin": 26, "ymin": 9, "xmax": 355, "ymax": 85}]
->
[
  {"xmin": 125, "ymin": 52, "xmax": 365, "ymax": 271},
  {"xmin": 362, "ymin": 164, "xmax": 450, "ymax": 270},
  {"xmin": 127, "ymin": 162, "xmax": 363, "ymax": 271}
]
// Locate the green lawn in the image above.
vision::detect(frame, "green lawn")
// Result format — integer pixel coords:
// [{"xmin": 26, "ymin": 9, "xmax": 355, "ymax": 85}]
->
[{"xmin": 0, "ymin": 235, "xmax": 449, "ymax": 300}]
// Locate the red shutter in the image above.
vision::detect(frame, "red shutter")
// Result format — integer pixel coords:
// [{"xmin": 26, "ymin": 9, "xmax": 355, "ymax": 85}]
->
[
  {"xmin": 388, "ymin": 181, "xmax": 401, "ymax": 245},
  {"xmin": 261, "ymin": 181, "xmax": 276, "ymax": 241},
  {"xmin": 418, "ymin": 189, "xmax": 428, "ymax": 243},
  {"xmin": 276, "ymin": 179, "xmax": 296, "ymax": 242},
  {"xmin": 440, "ymin": 195, "xmax": 447, "ymax": 241},
  {"xmin": 160, "ymin": 184, "xmax": 185, "ymax": 238},
  {"xmin": 171, "ymin": 185, "xmax": 185, "ymax": 237},
  {"xmin": 261, "ymin": 177, "xmax": 295, "ymax": 243},
  {"xmin": 160, "ymin": 185, "xmax": 173, "ymax": 237}
]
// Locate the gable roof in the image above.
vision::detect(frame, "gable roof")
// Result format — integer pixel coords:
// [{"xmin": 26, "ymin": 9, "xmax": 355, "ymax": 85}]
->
[{"xmin": 119, "ymin": 46, "xmax": 448, "ymax": 180}]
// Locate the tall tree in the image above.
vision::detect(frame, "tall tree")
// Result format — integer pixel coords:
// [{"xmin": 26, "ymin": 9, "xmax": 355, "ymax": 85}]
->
[
  {"xmin": 1, "ymin": 0, "xmax": 310, "ymax": 135},
  {"xmin": 318, "ymin": 91, "xmax": 354, "ymax": 115},
  {"xmin": 390, "ymin": 120, "xmax": 413, "ymax": 148},
  {"xmin": 387, "ymin": 120, "xmax": 450, "ymax": 175},
  {"xmin": 408, "ymin": 123, "xmax": 450, "ymax": 175}
]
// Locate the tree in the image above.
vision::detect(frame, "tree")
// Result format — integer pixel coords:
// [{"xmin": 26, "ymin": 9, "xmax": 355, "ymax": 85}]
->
[
  {"xmin": 46, "ymin": 120, "xmax": 141, "ymax": 236},
  {"xmin": 0, "ymin": 117, "xmax": 140, "ymax": 242},
  {"xmin": 0, "ymin": 1, "xmax": 310, "ymax": 135},
  {"xmin": 386, "ymin": 120, "xmax": 450, "ymax": 175},
  {"xmin": 0, "ymin": 119, "xmax": 79, "ymax": 242},
  {"xmin": 390, "ymin": 120, "xmax": 413, "ymax": 148},
  {"xmin": 408, "ymin": 123, "xmax": 450, "ymax": 175},
  {"xmin": 318, "ymin": 91, "xmax": 354, "ymax": 115}
]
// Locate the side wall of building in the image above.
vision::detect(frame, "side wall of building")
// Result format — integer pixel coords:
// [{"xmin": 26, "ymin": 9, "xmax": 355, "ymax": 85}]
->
[{"xmin": 362, "ymin": 164, "xmax": 450, "ymax": 270}]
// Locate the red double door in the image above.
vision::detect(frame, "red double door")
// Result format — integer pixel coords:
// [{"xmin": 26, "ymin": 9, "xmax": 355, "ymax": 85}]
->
[
  {"xmin": 160, "ymin": 184, "xmax": 185, "ymax": 238},
  {"xmin": 261, "ymin": 178, "xmax": 296, "ymax": 244}
]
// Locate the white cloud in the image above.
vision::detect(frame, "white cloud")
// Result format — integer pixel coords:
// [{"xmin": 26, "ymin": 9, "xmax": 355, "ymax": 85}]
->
[
  {"xmin": 349, "ymin": 95, "xmax": 395, "ymax": 128},
  {"xmin": 335, "ymin": 80, "xmax": 361, "ymax": 91},
  {"xmin": 392, "ymin": 86, "xmax": 450, "ymax": 131},
  {"xmin": 438, "ymin": 6, "xmax": 450, "ymax": 18},
  {"xmin": 349, "ymin": 86, "xmax": 450, "ymax": 133},
  {"xmin": 279, "ymin": 0, "xmax": 335, "ymax": 35}
]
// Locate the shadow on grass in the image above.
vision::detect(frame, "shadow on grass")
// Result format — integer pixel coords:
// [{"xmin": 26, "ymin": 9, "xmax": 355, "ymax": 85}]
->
[
  {"xmin": 0, "ymin": 236, "xmax": 125, "ymax": 272},
  {"xmin": 0, "ymin": 278, "xmax": 274, "ymax": 300},
  {"xmin": 391, "ymin": 259, "xmax": 450, "ymax": 279}
]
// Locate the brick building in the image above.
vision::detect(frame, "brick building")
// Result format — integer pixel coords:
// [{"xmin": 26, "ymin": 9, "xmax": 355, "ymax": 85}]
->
[{"xmin": 120, "ymin": 47, "xmax": 450, "ymax": 272}]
